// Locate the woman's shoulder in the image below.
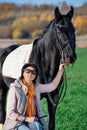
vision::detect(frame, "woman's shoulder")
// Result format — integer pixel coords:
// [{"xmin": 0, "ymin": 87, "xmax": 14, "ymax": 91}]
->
[
  {"xmin": 9, "ymin": 79, "xmax": 22, "ymax": 94},
  {"xmin": 10, "ymin": 78, "xmax": 22, "ymax": 88}
]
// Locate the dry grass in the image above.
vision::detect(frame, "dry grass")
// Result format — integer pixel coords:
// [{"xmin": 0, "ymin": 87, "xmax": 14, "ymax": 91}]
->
[{"xmin": 82, "ymin": 43, "xmax": 87, "ymax": 48}]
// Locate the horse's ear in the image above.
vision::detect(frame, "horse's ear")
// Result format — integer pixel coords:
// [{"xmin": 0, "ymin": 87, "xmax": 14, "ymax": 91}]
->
[
  {"xmin": 54, "ymin": 7, "xmax": 62, "ymax": 21},
  {"xmin": 66, "ymin": 6, "xmax": 74, "ymax": 19}
]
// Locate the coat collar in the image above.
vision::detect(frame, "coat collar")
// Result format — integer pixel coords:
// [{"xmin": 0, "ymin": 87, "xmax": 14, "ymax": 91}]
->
[{"xmin": 10, "ymin": 78, "xmax": 28, "ymax": 95}]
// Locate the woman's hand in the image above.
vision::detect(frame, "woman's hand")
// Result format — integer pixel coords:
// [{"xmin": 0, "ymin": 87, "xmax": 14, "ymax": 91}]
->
[
  {"xmin": 59, "ymin": 62, "xmax": 67, "ymax": 71},
  {"xmin": 25, "ymin": 116, "xmax": 38, "ymax": 123}
]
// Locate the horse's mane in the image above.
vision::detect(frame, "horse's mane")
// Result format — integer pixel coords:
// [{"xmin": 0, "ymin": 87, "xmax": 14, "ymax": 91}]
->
[
  {"xmin": 43, "ymin": 20, "xmax": 54, "ymax": 34},
  {"xmin": 33, "ymin": 20, "xmax": 54, "ymax": 47},
  {"xmin": 33, "ymin": 38, "xmax": 40, "ymax": 47}
]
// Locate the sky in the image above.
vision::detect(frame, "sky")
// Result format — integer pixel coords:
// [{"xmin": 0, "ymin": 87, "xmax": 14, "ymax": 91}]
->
[{"xmin": 0, "ymin": 0, "xmax": 87, "ymax": 7}]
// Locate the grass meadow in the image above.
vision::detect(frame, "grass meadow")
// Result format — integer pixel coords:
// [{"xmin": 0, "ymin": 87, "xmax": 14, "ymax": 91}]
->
[{"xmin": 42, "ymin": 48, "xmax": 87, "ymax": 130}]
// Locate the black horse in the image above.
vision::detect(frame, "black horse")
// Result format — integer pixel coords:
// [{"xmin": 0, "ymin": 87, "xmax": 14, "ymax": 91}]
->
[{"xmin": 0, "ymin": 6, "xmax": 77, "ymax": 130}]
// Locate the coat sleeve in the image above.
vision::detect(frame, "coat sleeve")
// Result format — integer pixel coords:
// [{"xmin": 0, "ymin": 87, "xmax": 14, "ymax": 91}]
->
[
  {"xmin": 39, "ymin": 82, "xmax": 55, "ymax": 93},
  {"xmin": 6, "ymin": 86, "xmax": 19, "ymax": 120},
  {"xmin": 39, "ymin": 68, "xmax": 63, "ymax": 93}
]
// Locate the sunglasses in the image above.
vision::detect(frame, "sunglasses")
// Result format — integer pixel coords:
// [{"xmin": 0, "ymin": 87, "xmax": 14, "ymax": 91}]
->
[{"xmin": 24, "ymin": 69, "xmax": 37, "ymax": 75}]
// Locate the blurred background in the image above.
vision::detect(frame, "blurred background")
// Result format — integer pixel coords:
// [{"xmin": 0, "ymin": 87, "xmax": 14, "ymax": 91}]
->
[{"xmin": 0, "ymin": 0, "xmax": 87, "ymax": 48}]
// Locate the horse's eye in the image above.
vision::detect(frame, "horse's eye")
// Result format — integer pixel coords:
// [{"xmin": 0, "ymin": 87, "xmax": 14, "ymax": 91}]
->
[
  {"xmin": 58, "ymin": 26, "xmax": 62, "ymax": 29},
  {"xmin": 59, "ymin": 27, "xmax": 65, "ymax": 32}
]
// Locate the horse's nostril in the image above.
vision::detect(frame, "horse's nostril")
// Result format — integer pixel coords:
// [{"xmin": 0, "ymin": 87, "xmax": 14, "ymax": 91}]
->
[{"xmin": 70, "ymin": 56, "xmax": 77, "ymax": 63}]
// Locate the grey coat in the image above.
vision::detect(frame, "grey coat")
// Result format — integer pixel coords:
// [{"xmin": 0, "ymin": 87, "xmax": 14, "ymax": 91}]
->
[{"xmin": 3, "ymin": 79, "xmax": 47, "ymax": 130}]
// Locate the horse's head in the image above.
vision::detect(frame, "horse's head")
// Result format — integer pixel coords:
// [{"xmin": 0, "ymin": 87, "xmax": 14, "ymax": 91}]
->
[{"xmin": 54, "ymin": 6, "xmax": 77, "ymax": 64}]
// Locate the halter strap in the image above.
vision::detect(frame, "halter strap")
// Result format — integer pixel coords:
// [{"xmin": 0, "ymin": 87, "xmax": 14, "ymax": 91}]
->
[
  {"xmin": 54, "ymin": 26, "xmax": 64, "ymax": 62},
  {"xmin": 55, "ymin": 24, "xmax": 69, "ymax": 28}
]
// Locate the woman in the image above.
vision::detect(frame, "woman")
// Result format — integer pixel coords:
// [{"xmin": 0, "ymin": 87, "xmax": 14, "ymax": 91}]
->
[{"xmin": 4, "ymin": 63, "xmax": 67, "ymax": 130}]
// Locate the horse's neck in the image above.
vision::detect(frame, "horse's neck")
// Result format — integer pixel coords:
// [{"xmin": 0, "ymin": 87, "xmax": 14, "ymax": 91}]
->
[
  {"xmin": 39, "ymin": 38, "xmax": 60, "ymax": 82},
  {"xmin": 42, "ymin": 31, "xmax": 54, "ymax": 52}
]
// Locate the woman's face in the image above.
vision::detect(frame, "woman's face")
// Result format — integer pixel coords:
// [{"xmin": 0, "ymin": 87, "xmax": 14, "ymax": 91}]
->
[{"xmin": 23, "ymin": 66, "xmax": 36, "ymax": 84}]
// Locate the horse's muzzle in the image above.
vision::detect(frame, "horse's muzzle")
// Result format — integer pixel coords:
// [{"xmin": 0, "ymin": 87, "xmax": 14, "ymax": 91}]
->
[{"xmin": 70, "ymin": 53, "xmax": 77, "ymax": 64}]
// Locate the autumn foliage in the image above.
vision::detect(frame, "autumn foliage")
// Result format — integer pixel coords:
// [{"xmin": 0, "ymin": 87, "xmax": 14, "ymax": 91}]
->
[
  {"xmin": 0, "ymin": 3, "xmax": 87, "ymax": 39},
  {"xmin": 73, "ymin": 16, "xmax": 87, "ymax": 35}
]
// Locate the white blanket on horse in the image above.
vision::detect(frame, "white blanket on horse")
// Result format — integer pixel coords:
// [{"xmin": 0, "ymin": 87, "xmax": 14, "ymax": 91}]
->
[{"xmin": 2, "ymin": 43, "xmax": 33, "ymax": 79}]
